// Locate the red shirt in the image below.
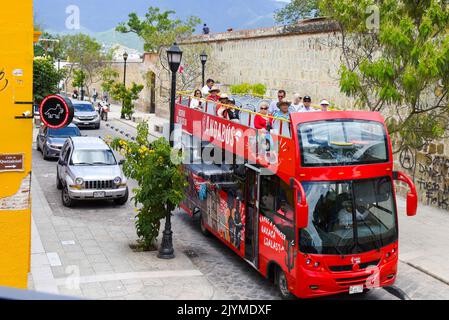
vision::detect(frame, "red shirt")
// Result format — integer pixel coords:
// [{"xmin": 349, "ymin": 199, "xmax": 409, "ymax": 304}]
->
[
  {"xmin": 254, "ymin": 114, "xmax": 271, "ymax": 129},
  {"xmin": 207, "ymin": 94, "xmax": 220, "ymax": 102}
]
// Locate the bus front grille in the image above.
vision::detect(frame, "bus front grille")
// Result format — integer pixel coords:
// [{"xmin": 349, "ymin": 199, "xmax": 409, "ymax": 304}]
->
[{"xmin": 329, "ymin": 259, "xmax": 380, "ymax": 272}]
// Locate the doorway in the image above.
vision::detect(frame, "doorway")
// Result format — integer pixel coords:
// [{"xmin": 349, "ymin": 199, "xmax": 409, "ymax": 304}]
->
[{"xmin": 244, "ymin": 164, "xmax": 260, "ymax": 266}]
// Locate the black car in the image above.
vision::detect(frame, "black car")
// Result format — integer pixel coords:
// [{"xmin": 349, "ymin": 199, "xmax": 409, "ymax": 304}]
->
[{"xmin": 36, "ymin": 123, "xmax": 81, "ymax": 160}]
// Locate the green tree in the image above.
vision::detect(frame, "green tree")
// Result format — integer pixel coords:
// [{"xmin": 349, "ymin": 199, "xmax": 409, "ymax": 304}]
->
[
  {"xmin": 274, "ymin": 0, "xmax": 321, "ymax": 25},
  {"xmin": 110, "ymin": 123, "xmax": 187, "ymax": 250},
  {"xmin": 320, "ymin": 0, "xmax": 449, "ymax": 152},
  {"xmin": 230, "ymin": 83, "xmax": 267, "ymax": 97},
  {"xmin": 100, "ymin": 67, "xmax": 119, "ymax": 94},
  {"xmin": 71, "ymin": 69, "xmax": 86, "ymax": 89},
  {"xmin": 110, "ymin": 82, "xmax": 144, "ymax": 119},
  {"xmin": 116, "ymin": 6, "xmax": 201, "ymax": 53},
  {"xmin": 60, "ymin": 34, "xmax": 111, "ymax": 96},
  {"xmin": 33, "ymin": 57, "xmax": 65, "ymax": 104}
]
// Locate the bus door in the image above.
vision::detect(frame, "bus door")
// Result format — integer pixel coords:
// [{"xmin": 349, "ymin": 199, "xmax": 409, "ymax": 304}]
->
[{"xmin": 244, "ymin": 164, "xmax": 260, "ymax": 267}]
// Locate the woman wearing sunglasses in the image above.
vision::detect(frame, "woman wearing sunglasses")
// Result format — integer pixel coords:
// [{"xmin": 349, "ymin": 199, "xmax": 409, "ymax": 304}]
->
[{"xmin": 254, "ymin": 101, "xmax": 272, "ymax": 130}]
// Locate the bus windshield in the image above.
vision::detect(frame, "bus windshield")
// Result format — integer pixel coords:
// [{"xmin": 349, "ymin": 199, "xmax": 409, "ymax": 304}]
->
[
  {"xmin": 298, "ymin": 120, "xmax": 388, "ymax": 167},
  {"xmin": 299, "ymin": 177, "xmax": 397, "ymax": 255}
]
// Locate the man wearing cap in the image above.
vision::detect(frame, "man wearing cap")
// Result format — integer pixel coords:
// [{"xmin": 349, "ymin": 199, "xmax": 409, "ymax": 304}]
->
[
  {"xmin": 298, "ymin": 95, "xmax": 316, "ymax": 112},
  {"xmin": 320, "ymin": 99, "xmax": 330, "ymax": 111},
  {"xmin": 207, "ymin": 86, "xmax": 221, "ymax": 102},
  {"xmin": 202, "ymin": 78, "xmax": 215, "ymax": 96},
  {"xmin": 224, "ymin": 97, "xmax": 240, "ymax": 123}
]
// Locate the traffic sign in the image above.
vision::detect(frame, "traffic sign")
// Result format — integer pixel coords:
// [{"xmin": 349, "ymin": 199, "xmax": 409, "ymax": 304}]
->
[
  {"xmin": 39, "ymin": 94, "xmax": 74, "ymax": 129},
  {"xmin": 0, "ymin": 153, "xmax": 24, "ymax": 172}
]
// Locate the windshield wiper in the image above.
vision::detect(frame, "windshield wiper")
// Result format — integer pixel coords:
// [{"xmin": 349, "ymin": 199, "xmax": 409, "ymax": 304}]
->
[
  {"xmin": 92, "ymin": 162, "xmax": 112, "ymax": 165},
  {"xmin": 74, "ymin": 162, "xmax": 93, "ymax": 166},
  {"xmin": 357, "ymin": 218, "xmax": 383, "ymax": 251}
]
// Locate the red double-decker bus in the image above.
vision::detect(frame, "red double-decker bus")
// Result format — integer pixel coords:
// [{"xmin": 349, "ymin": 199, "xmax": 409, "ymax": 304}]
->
[{"xmin": 175, "ymin": 95, "xmax": 417, "ymax": 299}]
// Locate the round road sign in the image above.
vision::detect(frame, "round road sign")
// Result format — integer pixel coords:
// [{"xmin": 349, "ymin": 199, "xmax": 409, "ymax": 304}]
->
[{"xmin": 39, "ymin": 95, "xmax": 74, "ymax": 129}]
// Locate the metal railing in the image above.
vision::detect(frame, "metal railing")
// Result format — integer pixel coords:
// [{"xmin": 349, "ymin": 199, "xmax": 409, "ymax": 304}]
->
[{"xmin": 178, "ymin": 94, "xmax": 293, "ymax": 138}]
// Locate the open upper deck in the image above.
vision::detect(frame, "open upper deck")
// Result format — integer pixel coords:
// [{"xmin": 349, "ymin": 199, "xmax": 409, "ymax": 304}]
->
[{"xmin": 175, "ymin": 94, "xmax": 393, "ymax": 182}]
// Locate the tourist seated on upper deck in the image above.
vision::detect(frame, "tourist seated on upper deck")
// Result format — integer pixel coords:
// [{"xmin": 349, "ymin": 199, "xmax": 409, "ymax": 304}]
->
[
  {"xmin": 272, "ymin": 99, "xmax": 291, "ymax": 120},
  {"xmin": 319, "ymin": 99, "xmax": 330, "ymax": 111},
  {"xmin": 298, "ymin": 96, "xmax": 318, "ymax": 112},
  {"xmin": 289, "ymin": 93, "xmax": 304, "ymax": 113},
  {"xmin": 268, "ymin": 89, "xmax": 286, "ymax": 114},
  {"xmin": 254, "ymin": 101, "xmax": 272, "ymax": 130},
  {"xmin": 216, "ymin": 93, "xmax": 229, "ymax": 117},
  {"xmin": 202, "ymin": 78, "xmax": 214, "ymax": 96},
  {"xmin": 207, "ymin": 86, "xmax": 221, "ymax": 102},
  {"xmin": 224, "ymin": 98, "xmax": 240, "ymax": 123},
  {"xmin": 189, "ymin": 89, "xmax": 203, "ymax": 111}
]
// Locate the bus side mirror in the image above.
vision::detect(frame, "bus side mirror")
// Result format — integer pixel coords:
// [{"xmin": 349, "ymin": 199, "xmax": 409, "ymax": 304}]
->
[
  {"xmin": 393, "ymin": 171, "xmax": 418, "ymax": 217},
  {"xmin": 406, "ymin": 192, "xmax": 417, "ymax": 216},
  {"xmin": 296, "ymin": 197, "xmax": 309, "ymax": 229},
  {"xmin": 291, "ymin": 178, "xmax": 309, "ymax": 229}
]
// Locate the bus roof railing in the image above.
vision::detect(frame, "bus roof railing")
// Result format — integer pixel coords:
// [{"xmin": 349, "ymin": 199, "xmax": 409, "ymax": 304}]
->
[{"xmin": 177, "ymin": 94, "xmax": 294, "ymax": 138}]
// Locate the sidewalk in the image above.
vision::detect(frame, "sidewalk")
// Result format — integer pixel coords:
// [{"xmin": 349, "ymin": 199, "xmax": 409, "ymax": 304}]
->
[
  {"xmin": 396, "ymin": 197, "xmax": 449, "ymax": 285},
  {"xmin": 106, "ymin": 102, "xmax": 168, "ymax": 139},
  {"xmin": 29, "ymin": 171, "xmax": 227, "ymax": 299}
]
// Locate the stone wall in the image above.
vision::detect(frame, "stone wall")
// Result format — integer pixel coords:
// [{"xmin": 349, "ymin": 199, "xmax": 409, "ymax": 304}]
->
[
  {"xmin": 88, "ymin": 18, "xmax": 449, "ymax": 212},
  {"xmin": 180, "ymin": 18, "xmax": 353, "ymax": 108}
]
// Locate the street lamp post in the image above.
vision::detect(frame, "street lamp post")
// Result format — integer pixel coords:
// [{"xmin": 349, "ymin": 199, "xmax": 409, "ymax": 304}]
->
[
  {"xmin": 158, "ymin": 43, "xmax": 183, "ymax": 260},
  {"xmin": 121, "ymin": 52, "xmax": 128, "ymax": 119},
  {"xmin": 200, "ymin": 51, "xmax": 208, "ymax": 87}
]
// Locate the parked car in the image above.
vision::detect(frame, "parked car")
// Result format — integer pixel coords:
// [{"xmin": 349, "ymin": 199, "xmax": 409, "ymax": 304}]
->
[
  {"xmin": 71, "ymin": 101, "xmax": 100, "ymax": 129},
  {"xmin": 56, "ymin": 136, "xmax": 128, "ymax": 207},
  {"xmin": 36, "ymin": 123, "xmax": 81, "ymax": 160}
]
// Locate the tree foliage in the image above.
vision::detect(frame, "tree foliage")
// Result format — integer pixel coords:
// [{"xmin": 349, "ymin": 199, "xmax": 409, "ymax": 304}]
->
[
  {"xmin": 33, "ymin": 57, "xmax": 65, "ymax": 104},
  {"xmin": 100, "ymin": 67, "xmax": 119, "ymax": 94},
  {"xmin": 109, "ymin": 123, "xmax": 187, "ymax": 250},
  {"xmin": 230, "ymin": 83, "xmax": 267, "ymax": 97},
  {"xmin": 274, "ymin": 0, "xmax": 321, "ymax": 24},
  {"xmin": 71, "ymin": 69, "xmax": 86, "ymax": 89},
  {"xmin": 116, "ymin": 6, "xmax": 201, "ymax": 53},
  {"xmin": 110, "ymin": 82, "xmax": 144, "ymax": 118},
  {"xmin": 320, "ymin": 0, "xmax": 449, "ymax": 152},
  {"xmin": 59, "ymin": 33, "xmax": 111, "ymax": 95}
]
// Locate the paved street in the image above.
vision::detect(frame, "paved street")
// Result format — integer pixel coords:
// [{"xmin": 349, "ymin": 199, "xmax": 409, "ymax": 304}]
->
[{"xmin": 28, "ymin": 110, "xmax": 449, "ymax": 300}]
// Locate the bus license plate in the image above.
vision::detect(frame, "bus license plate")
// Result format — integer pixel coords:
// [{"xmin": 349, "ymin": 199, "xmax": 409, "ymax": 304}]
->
[
  {"xmin": 349, "ymin": 285, "xmax": 364, "ymax": 294},
  {"xmin": 93, "ymin": 191, "xmax": 105, "ymax": 198}
]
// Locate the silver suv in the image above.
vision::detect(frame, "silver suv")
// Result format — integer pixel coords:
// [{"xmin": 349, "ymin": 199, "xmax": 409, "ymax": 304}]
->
[
  {"xmin": 56, "ymin": 136, "xmax": 128, "ymax": 207},
  {"xmin": 71, "ymin": 100, "xmax": 101, "ymax": 129}
]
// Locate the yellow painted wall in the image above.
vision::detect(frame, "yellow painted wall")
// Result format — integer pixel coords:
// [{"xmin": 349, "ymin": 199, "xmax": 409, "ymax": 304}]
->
[{"xmin": 0, "ymin": 1, "xmax": 34, "ymax": 288}]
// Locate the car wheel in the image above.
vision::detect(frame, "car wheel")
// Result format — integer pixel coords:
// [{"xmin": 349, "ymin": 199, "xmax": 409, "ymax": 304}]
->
[
  {"xmin": 95, "ymin": 123, "xmax": 100, "ymax": 129},
  {"xmin": 113, "ymin": 187, "xmax": 129, "ymax": 205},
  {"xmin": 62, "ymin": 186, "xmax": 75, "ymax": 207},
  {"xmin": 56, "ymin": 171, "xmax": 63, "ymax": 190},
  {"xmin": 36, "ymin": 139, "xmax": 41, "ymax": 151},
  {"xmin": 200, "ymin": 212, "xmax": 211, "ymax": 237},
  {"xmin": 43, "ymin": 147, "xmax": 50, "ymax": 160},
  {"xmin": 277, "ymin": 268, "xmax": 295, "ymax": 300}
]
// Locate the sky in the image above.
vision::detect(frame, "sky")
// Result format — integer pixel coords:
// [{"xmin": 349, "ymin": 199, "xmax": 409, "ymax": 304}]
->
[{"xmin": 34, "ymin": 0, "xmax": 288, "ymax": 34}]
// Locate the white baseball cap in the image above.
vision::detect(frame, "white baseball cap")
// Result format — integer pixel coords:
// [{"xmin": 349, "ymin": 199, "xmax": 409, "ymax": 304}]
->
[{"xmin": 320, "ymin": 99, "xmax": 330, "ymax": 105}]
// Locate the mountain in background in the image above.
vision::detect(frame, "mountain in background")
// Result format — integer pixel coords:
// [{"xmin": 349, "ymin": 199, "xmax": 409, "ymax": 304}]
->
[{"xmin": 34, "ymin": 0, "xmax": 286, "ymax": 51}]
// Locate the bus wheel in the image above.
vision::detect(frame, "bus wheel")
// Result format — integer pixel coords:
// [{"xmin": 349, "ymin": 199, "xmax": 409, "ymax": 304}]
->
[
  {"xmin": 277, "ymin": 268, "xmax": 295, "ymax": 300},
  {"xmin": 199, "ymin": 213, "xmax": 211, "ymax": 237}
]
